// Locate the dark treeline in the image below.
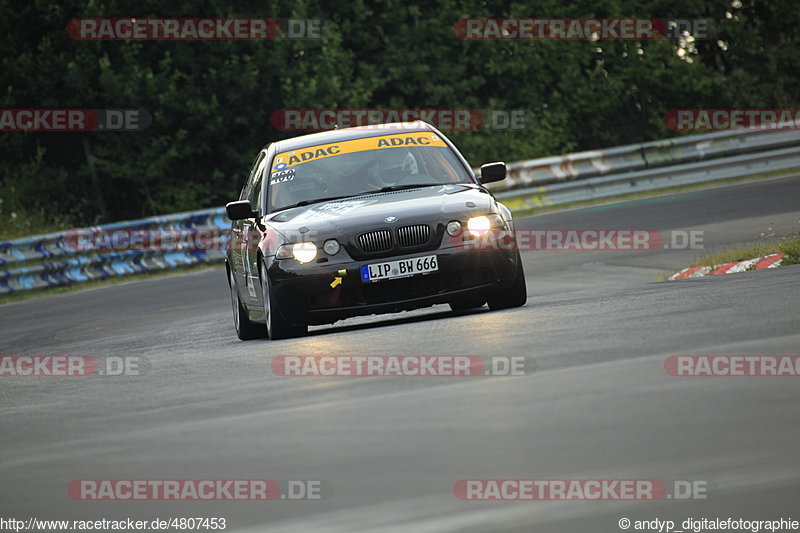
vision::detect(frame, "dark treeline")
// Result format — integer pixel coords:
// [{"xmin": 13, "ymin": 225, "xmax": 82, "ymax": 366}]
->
[{"xmin": 1, "ymin": 0, "xmax": 797, "ymax": 236}]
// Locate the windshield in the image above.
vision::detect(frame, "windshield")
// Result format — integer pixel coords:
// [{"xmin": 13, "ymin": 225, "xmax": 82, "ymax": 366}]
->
[{"xmin": 267, "ymin": 132, "xmax": 472, "ymax": 212}]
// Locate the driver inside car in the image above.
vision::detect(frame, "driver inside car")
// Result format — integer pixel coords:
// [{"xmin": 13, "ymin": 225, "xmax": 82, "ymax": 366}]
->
[
  {"xmin": 366, "ymin": 149, "xmax": 419, "ymax": 189},
  {"xmin": 324, "ymin": 149, "xmax": 420, "ymax": 195}
]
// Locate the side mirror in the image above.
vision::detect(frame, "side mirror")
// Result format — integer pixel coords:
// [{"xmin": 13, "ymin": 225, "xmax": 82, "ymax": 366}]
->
[
  {"xmin": 226, "ymin": 200, "xmax": 257, "ymax": 220},
  {"xmin": 479, "ymin": 162, "xmax": 507, "ymax": 184}
]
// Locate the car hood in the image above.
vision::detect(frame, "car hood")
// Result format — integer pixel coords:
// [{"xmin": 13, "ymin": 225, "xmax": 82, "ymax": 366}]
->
[{"xmin": 265, "ymin": 184, "xmax": 496, "ymax": 240}]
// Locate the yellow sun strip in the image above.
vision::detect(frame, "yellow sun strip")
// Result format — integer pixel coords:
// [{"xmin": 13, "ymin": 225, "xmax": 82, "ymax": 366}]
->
[{"xmin": 271, "ymin": 133, "xmax": 448, "ymax": 172}]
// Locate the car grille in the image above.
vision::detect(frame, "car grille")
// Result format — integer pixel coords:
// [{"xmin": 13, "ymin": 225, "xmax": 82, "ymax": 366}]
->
[
  {"xmin": 358, "ymin": 229, "xmax": 393, "ymax": 253},
  {"xmin": 397, "ymin": 224, "xmax": 430, "ymax": 247}
]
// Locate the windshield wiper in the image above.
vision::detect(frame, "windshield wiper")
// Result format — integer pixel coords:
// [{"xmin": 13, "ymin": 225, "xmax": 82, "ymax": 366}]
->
[
  {"xmin": 376, "ymin": 183, "xmax": 442, "ymax": 192},
  {"xmin": 273, "ymin": 195, "xmax": 354, "ymax": 212}
]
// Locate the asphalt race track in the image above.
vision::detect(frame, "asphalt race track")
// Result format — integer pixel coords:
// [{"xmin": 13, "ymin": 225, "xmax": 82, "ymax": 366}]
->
[{"xmin": 1, "ymin": 175, "xmax": 799, "ymax": 532}]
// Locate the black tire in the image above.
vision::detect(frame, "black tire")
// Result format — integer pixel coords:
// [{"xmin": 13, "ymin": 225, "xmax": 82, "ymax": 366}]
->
[
  {"xmin": 449, "ymin": 298, "xmax": 486, "ymax": 312},
  {"xmin": 228, "ymin": 267, "xmax": 266, "ymax": 340},
  {"xmin": 260, "ymin": 263, "xmax": 307, "ymax": 340},
  {"xmin": 487, "ymin": 254, "xmax": 527, "ymax": 310}
]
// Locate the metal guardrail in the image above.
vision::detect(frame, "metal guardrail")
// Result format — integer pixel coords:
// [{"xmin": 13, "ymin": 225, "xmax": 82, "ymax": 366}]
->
[
  {"xmin": 485, "ymin": 126, "xmax": 800, "ymax": 192},
  {"xmin": 495, "ymin": 143, "xmax": 800, "ymax": 211},
  {"xmin": 0, "ymin": 208, "xmax": 229, "ymax": 294},
  {"xmin": 2, "ymin": 127, "xmax": 799, "ymax": 294}
]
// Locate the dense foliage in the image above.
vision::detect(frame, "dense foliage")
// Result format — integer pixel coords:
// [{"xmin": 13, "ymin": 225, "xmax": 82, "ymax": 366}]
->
[{"xmin": 1, "ymin": 0, "xmax": 797, "ymax": 235}]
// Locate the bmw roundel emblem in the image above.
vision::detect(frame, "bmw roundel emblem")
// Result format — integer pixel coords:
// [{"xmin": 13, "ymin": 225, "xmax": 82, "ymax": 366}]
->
[{"xmin": 385, "ymin": 216, "xmax": 398, "ymax": 223}]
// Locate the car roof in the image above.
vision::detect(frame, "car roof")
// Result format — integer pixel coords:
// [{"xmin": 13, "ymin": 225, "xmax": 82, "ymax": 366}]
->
[{"xmin": 268, "ymin": 121, "xmax": 436, "ymax": 153}]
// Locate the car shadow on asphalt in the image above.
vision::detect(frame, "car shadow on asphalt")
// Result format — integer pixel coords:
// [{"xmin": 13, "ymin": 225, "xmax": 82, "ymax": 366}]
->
[{"xmin": 304, "ymin": 306, "xmax": 490, "ymax": 337}]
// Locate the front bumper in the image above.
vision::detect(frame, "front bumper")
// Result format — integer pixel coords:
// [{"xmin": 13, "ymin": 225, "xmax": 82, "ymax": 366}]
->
[{"xmin": 267, "ymin": 246, "xmax": 519, "ymax": 325}]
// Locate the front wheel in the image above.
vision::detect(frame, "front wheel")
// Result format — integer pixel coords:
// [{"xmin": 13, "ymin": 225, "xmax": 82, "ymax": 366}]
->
[
  {"xmin": 260, "ymin": 263, "xmax": 307, "ymax": 340},
  {"xmin": 487, "ymin": 253, "xmax": 527, "ymax": 310}
]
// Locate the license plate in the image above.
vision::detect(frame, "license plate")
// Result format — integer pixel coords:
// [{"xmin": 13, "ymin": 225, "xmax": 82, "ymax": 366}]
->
[{"xmin": 361, "ymin": 255, "xmax": 438, "ymax": 282}]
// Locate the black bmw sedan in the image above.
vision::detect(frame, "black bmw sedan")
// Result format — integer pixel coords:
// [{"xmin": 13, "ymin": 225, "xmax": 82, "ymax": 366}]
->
[{"xmin": 225, "ymin": 121, "xmax": 526, "ymax": 340}]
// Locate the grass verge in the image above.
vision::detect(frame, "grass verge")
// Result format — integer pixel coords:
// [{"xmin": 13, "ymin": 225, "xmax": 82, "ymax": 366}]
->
[
  {"xmin": 656, "ymin": 236, "xmax": 800, "ymax": 281},
  {"xmin": 689, "ymin": 237, "xmax": 799, "ymax": 268}
]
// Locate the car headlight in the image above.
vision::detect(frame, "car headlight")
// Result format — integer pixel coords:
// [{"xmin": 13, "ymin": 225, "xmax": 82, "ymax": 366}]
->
[
  {"xmin": 276, "ymin": 242, "xmax": 317, "ymax": 263},
  {"xmin": 466, "ymin": 214, "xmax": 504, "ymax": 238},
  {"xmin": 323, "ymin": 239, "xmax": 340, "ymax": 256}
]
